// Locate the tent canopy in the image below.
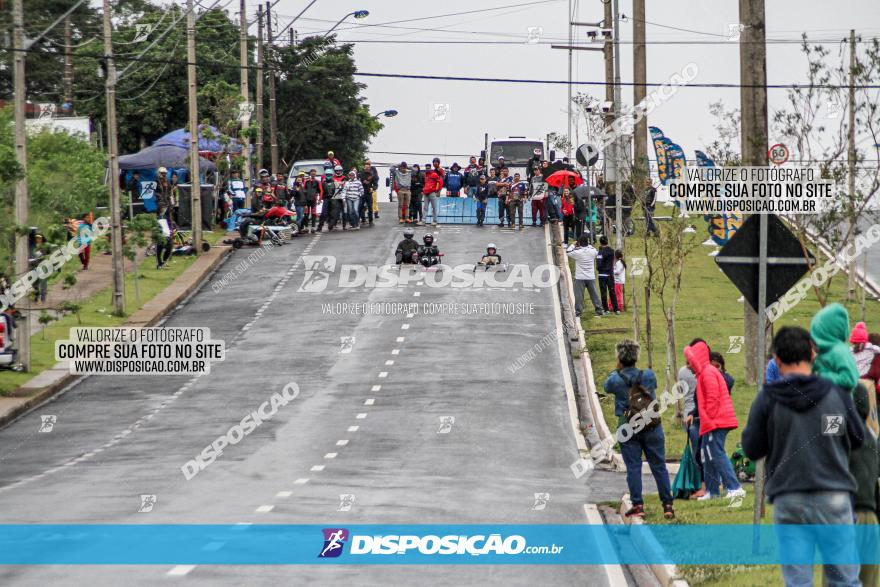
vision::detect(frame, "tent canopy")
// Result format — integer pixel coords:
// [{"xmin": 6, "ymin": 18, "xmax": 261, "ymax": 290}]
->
[
  {"xmin": 118, "ymin": 144, "xmax": 217, "ymax": 172},
  {"xmin": 153, "ymin": 125, "xmax": 242, "ymax": 154}
]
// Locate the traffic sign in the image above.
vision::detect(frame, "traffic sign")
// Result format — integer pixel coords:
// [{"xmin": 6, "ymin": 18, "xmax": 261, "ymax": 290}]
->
[
  {"xmin": 576, "ymin": 143, "xmax": 599, "ymax": 167},
  {"xmin": 768, "ymin": 143, "xmax": 789, "ymax": 165},
  {"xmin": 715, "ymin": 214, "xmax": 814, "ymax": 313}
]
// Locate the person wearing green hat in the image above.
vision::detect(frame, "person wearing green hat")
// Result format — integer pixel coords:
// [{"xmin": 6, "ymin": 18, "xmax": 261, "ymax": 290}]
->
[{"xmin": 811, "ymin": 303, "xmax": 861, "ymax": 393}]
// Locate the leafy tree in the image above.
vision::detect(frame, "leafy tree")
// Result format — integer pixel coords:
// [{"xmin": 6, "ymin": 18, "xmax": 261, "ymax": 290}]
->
[{"xmin": 272, "ymin": 36, "xmax": 382, "ymax": 169}]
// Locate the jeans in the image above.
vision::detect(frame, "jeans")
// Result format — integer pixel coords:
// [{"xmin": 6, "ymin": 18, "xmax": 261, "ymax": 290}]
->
[
  {"xmin": 700, "ymin": 428, "xmax": 741, "ymax": 495},
  {"xmin": 619, "ymin": 425, "xmax": 673, "ymax": 506},
  {"xmin": 646, "ymin": 205, "xmax": 658, "ymax": 235},
  {"xmin": 599, "ymin": 275, "xmax": 619, "ymax": 312},
  {"xmin": 410, "ymin": 193, "xmax": 422, "ymax": 222},
  {"xmin": 423, "ymin": 193, "xmax": 440, "ymax": 223},
  {"xmin": 546, "ymin": 192, "xmax": 561, "ymax": 221},
  {"xmin": 345, "ymin": 199, "xmax": 360, "ymax": 227},
  {"xmin": 686, "ymin": 420, "xmax": 703, "ymax": 480},
  {"xmin": 358, "ymin": 193, "xmax": 373, "ymax": 224},
  {"xmin": 574, "ymin": 278, "xmax": 603, "ymax": 315},
  {"xmin": 476, "ymin": 200, "xmax": 487, "ymax": 225},
  {"xmin": 294, "ymin": 204, "xmax": 305, "ymax": 228},
  {"xmin": 467, "ymin": 186, "xmax": 478, "ymax": 198},
  {"xmin": 773, "ymin": 491, "xmax": 860, "ymax": 587}
]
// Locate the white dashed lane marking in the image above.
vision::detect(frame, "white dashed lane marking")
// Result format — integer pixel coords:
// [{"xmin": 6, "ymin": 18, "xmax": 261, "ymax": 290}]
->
[
  {"xmin": 348, "ymin": 426, "xmax": 359, "ymax": 432},
  {"xmin": 275, "ymin": 491, "xmax": 292, "ymax": 498},
  {"xmin": 378, "ymin": 372, "xmax": 388, "ymax": 378},
  {"xmin": 294, "ymin": 478, "xmax": 310, "ymax": 485},
  {"xmin": 255, "ymin": 505, "xmax": 274, "ymax": 513},
  {"xmin": 391, "ymin": 349, "xmax": 400, "ymax": 355},
  {"xmin": 371, "ymin": 385, "xmax": 381, "ymax": 391},
  {"xmin": 401, "ymin": 324, "xmax": 410, "ymax": 330},
  {"xmin": 310, "ymin": 465, "xmax": 325, "ymax": 472},
  {"xmin": 385, "ymin": 360, "xmax": 394, "ymax": 366},
  {"xmin": 365, "ymin": 398, "xmax": 375, "ymax": 405},
  {"xmin": 324, "ymin": 453, "xmax": 338, "ymax": 459},
  {"xmin": 356, "ymin": 413, "xmax": 368, "ymax": 419},
  {"xmin": 167, "ymin": 566, "xmax": 196, "ymax": 576},
  {"xmin": 336, "ymin": 440, "xmax": 349, "ymax": 446},
  {"xmin": 396, "ymin": 337, "xmax": 405, "ymax": 342}
]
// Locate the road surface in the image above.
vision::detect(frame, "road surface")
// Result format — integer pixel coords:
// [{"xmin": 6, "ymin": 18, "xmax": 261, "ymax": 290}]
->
[{"xmin": 0, "ymin": 204, "xmax": 629, "ymax": 586}]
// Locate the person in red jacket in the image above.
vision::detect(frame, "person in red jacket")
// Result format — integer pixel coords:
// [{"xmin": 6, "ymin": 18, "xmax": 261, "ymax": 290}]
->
[
  {"xmin": 422, "ymin": 157, "xmax": 445, "ymax": 227},
  {"xmin": 684, "ymin": 340, "xmax": 746, "ymax": 501}
]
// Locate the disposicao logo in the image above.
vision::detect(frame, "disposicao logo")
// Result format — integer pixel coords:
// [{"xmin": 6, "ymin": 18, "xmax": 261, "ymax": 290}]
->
[{"xmin": 319, "ymin": 528, "xmax": 349, "ymax": 558}]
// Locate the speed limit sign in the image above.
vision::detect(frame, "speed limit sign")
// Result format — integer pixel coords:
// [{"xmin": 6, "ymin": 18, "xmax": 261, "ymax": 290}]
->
[{"xmin": 769, "ymin": 143, "xmax": 789, "ymax": 165}]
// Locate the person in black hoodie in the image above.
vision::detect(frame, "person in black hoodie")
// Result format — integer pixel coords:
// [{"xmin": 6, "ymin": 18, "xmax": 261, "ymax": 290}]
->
[
  {"xmin": 596, "ymin": 236, "xmax": 619, "ymax": 314},
  {"xmin": 742, "ymin": 326, "xmax": 865, "ymax": 587},
  {"xmin": 474, "ymin": 174, "xmax": 490, "ymax": 226},
  {"xmin": 409, "ymin": 164, "xmax": 424, "ymax": 225},
  {"xmin": 851, "ymin": 383, "xmax": 880, "ymax": 586}
]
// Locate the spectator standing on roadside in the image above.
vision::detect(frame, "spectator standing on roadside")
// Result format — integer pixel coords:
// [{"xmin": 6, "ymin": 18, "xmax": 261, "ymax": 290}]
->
[
  {"xmin": 530, "ymin": 170, "xmax": 548, "ymax": 227},
  {"xmin": 596, "ymin": 236, "xmax": 619, "ymax": 314},
  {"xmin": 742, "ymin": 326, "xmax": 864, "ymax": 587},
  {"xmin": 445, "ymin": 162, "xmax": 464, "ymax": 198},
  {"xmin": 603, "ymin": 339, "xmax": 675, "ymax": 520},
  {"xmin": 612, "ymin": 249, "xmax": 626, "ymax": 311},
  {"xmin": 864, "ymin": 333, "xmax": 880, "ymax": 391},
  {"xmin": 561, "ymin": 189, "xmax": 575, "ymax": 243},
  {"xmin": 274, "ymin": 172, "xmax": 289, "ymax": 206},
  {"xmin": 507, "ymin": 172, "xmax": 528, "ymax": 230},
  {"xmin": 394, "ymin": 162, "xmax": 412, "ymax": 224},
  {"xmin": 679, "ymin": 344, "xmax": 705, "ymax": 499},
  {"xmin": 709, "ymin": 351, "xmax": 734, "ymax": 394},
  {"xmin": 423, "ymin": 158, "xmax": 445, "ymax": 227},
  {"xmin": 526, "ymin": 148, "xmax": 542, "ymax": 181},
  {"xmin": 851, "ymin": 321, "xmax": 880, "ymax": 377},
  {"xmin": 685, "ymin": 339, "xmax": 745, "ymax": 501},
  {"xmin": 464, "ymin": 156, "xmax": 482, "ymax": 198},
  {"xmin": 343, "ymin": 169, "xmax": 364, "ymax": 230},
  {"xmin": 155, "ymin": 168, "xmax": 171, "ymax": 221},
  {"xmin": 359, "ymin": 162, "xmax": 377, "ymax": 226},
  {"xmin": 566, "ymin": 234, "xmax": 603, "ymax": 317},
  {"xmin": 302, "ymin": 169, "xmax": 322, "ymax": 233},
  {"xmin": 76, "ymin": 213, "xmax": 92, "ymax": 271},
  {"xmin": 851, "ymin": 383, "xmax": 880, "ymax": 587},
  {"xmin": 475, "ymin": 174, "xmax": 490, "ymax": 227},
  {"xmin": 812, "ymin": 303, "xmax": 861, "ymax": 393},
  {"xmin": 410, "ymin": 164, "xmax": 424, "ymax": 225},
  {"xmin": 496, "ymin": 168, "xmax": 512, "ymax": 228},
  {"xmin": 316, "ymin": 169, "xmax": 336, "ymax": 232},
  {"xmin": 290, "ymin": 175, "xmax": 306, "ymax": 228},
  {"xmin": 644, "ymin": 178, "xmax": 658, "ymax": 236},
  {"xmin": 366, "ymin": 159, "xmax": 380, "ymax": 219}
]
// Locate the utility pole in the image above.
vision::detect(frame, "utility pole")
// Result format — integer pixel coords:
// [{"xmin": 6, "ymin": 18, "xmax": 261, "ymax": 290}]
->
[
  {"xmin": 255, "ymin": 5, "xmax": 264, "ymax": 188},
  {"xmin": 847, "ymin": 29, "xmax": 858, "ymax": 299},
  {"xmin": 265, "ymin": 1, "xmax": 279, "ymax": 175},
  {"xmin": 186, "ymin": 0, "xmax": 202, "ymax": 251},
  {"xmin": 632, "ymin": 0, "xmax": 647, "ymax": 179},
  {"xmin": 238, "ymin": 0, "xmax": 252, "ymax": 208},
  {"xmin": 12, "ymin": 0, "xmax": 30, "ymax": 370},
  {"xmin": 102, "ymin": 0, "xmax": 125, "ymax": 316},
  {"xmin": 739, "ymin": 0, "xmax": 769, "ymax": 526},
  {"xmin": 566, "ymin": 0, "xmax": 573, "ymax": 160},
  {"xmin": 612, "ymin": 0, "xmax": 624, "ymax": 251},
  {"xmin": 63, "ymin": 16, "xmax": 74, "ymax": 112}
]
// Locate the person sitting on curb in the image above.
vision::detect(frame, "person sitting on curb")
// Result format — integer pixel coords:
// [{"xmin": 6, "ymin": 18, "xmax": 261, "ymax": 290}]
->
[
  {"xmin": 603, "ymin": 339, "xmax": 675, "ymax": 520},
  {"xmin": 742, "ymin": 326, "xmax": 865, "ymax": 587}
]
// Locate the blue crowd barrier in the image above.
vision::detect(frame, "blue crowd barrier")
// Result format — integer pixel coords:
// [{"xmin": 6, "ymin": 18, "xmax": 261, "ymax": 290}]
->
[{"xmin": 435, "ymin": 197, "xmax": 536, "ymax": 225}]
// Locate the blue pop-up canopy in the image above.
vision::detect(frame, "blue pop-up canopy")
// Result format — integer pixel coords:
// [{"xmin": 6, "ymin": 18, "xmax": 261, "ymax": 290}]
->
[{"xmin": 153, "ymin": 125, "xmax": 242, "ymax": 154}]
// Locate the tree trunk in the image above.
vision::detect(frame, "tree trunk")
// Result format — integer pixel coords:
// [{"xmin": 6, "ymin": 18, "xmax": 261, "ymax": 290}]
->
[
  {"xmin": 631, "ymin": 277, "xmax": 641, "ymax": 343},
  {"xmin": 644, "ymin": 284, "xmax": 653, "ymax": 369}
]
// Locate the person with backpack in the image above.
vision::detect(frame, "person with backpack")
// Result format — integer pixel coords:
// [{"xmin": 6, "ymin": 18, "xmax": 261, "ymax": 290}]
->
[
  {"xmin": 603, "ymin": 339, "xmax": 675, "ymax": 519},
  {"xmin": 685, "ymin": 340, "xmax": 745, "ymax": 501}
]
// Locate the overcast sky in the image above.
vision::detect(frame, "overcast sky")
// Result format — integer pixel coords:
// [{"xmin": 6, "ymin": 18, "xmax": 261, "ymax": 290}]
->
[{"xmin": 259, "ymin": 0, "xmax": 880, "ymax": 168}]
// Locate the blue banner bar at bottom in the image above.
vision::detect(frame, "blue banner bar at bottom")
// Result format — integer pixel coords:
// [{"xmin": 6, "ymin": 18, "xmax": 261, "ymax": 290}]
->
[{"xmin": 0, "ymin": 524, "xmax": 877, "ymax": 565}]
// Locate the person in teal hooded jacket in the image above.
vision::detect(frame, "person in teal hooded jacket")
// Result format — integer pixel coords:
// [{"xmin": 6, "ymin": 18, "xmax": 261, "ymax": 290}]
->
[{"xmin": 811, "ymin": 303, "xmax": 861, "ymax": 393}]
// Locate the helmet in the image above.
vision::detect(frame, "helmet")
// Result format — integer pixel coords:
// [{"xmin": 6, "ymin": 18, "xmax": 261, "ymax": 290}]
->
[
  {"xmin": 157, "ymin": 167, "xmax": 167, "ymax": 175},
  {"xmin": 255, "ymin": 187, "xmax": 263, "ymax": 193},
  {"xmin": 423, "ymin": 233, "xmax": 434, "ymax": 244},
  {"xmin": 403, "ymin": 229, "xmax": 414, "ymax": 238},
  {"xmin": 534, "ymin": 147, "xmax": 541, "ymax": 155},
  {"xmin": 324, "ymin": 169, "xmax": 333, "ymax": 177},
  {"xmin": 259, "ymin": 168, "xmax": 269, "ymax": 177},
  {"xmin": 334, "ymin": 165, "xmax": 343, "ymax": 173},
  {"xmin": 327, "ymin": 150, "xmax": 335, "ymax": 157},
  {"xmin": 487, "ymin": 243, "xmax": 497, "ymax": 252}
]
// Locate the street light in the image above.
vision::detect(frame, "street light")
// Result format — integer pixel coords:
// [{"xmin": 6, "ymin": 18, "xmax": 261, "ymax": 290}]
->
[
  {"xmin": 323, "ymin": 10, "xmax": 369, "ymax": 37},
  {"xmin": 373, "ymin": 109, "xmax": 398, "ymax": 119}
]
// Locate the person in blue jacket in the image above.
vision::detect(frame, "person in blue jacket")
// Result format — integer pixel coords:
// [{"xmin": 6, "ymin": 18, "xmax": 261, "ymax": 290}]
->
[{"xmin": 444, "ymin": 162, "xmax": 465, "ymax": 197}]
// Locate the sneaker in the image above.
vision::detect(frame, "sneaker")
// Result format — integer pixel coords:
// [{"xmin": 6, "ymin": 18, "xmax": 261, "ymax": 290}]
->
[
  {"xmin": 726, "ymin": 488, "xmax": 746, "ymax": 499},
  {"xmin": 498, "ymin": 223, "xmax": 504, "ymax": 227},
  {"xmin": 663, "ymin": 503, "xmax": 675, "ymax": 520},
  {"xmin": 696, "ymin": 493, "xmax": 719, "ymax": 501},
  {"xmin": 399, "ymin": 219, "xmax": 404, "ymax": 224},
  {"xmin": 624, "ymin": 504, "xmax": 645, "ymax": 518},
  {"xmin": 615, "ymin": 311, "xmax": 621, "ymax": 315},
  {"xmin": 432, "ymin": 222, "xmax": 438, "ymax": 227}
]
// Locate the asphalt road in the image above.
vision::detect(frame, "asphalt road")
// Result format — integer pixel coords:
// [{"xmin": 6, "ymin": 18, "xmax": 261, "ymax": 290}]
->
[{"xmin": 0, "ymin": 203, "xmax": 628, "ymax": 586}]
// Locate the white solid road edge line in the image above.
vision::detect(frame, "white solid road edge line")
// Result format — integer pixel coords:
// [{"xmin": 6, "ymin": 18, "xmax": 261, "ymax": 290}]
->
[
  {"xmin": 544, "ymin": 223, "xmax": 589, "ymax": 456},
  {"xmin": 583, "ymin": 504, "xmax": 628, "ymax": 587}
]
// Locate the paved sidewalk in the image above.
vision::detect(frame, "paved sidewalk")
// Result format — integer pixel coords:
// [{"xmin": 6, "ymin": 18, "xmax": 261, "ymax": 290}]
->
[{"xmin": 0, "ymin": 244, "xmax": 232, "ymax": 427}]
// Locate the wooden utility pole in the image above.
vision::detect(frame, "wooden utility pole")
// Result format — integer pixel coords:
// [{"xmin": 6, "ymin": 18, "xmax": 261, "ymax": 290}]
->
[
  {"xmin": 739, "ymin": 0, "xmax": 769, "ymax": 386},
  {"xmin": 265, "ymin": 1, "xmax": 279, "ymax": 174},
  {"xmin": 63, "ymin": 16, "xmax": 74, "ymax": 111},
  {"xmin": 632, "ymin": 0, "xmax": 647, "ymax": 178},
  {"xmin": 602, "ymin": 0, "xmax": 613, "ymax": 132},
  {"xmin": 238, "ymin": 0, "xmax": 252, "ymax": 208},
  {"xmin": 186, "ymin": 0, "xmax": 202, "ymax": 250},
  {"xmin": 255, "ymin": 5, "xmax": 264, "ymax": 187},
  {"xmin": 12, "ymin": 0, "xmax": 31, "ymax": 370},
  {"xmin": 738, "ymin": 0, "xmax": 769, "ymax": 526},
  {"xmin": 847, "ymin": 29, "xmax": 858, "ymax": 298},
  {"xmin": 102, "ymin": 0, "xmax": 126, "ymax": 315}
]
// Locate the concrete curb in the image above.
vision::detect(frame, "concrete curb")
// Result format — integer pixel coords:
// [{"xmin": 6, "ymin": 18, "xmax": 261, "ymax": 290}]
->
[
  {"xmin": 0, "ymin": 245, "xmax": 233, "ymax": 429},
  {"xmin": 549, "ymin": 224, "xmax": 624, "ymax": 472},
  {"xmin": 583, "ymin": 503, "xmax": 629, "ymax": 586},
  {"xmin": 619, "ymin": 493, "xmax": 689, "ymax": 587}
]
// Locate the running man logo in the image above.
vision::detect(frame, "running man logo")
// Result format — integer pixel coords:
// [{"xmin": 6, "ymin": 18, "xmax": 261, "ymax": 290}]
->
[
  {"xmin": 727, "ymin": 336, "xmax": 744, "ymax": 354},
  {"xmin": 570, "ymin": 458, "xmax": 595, "ymax": 480},
  {"xmin": 138, "ymin": 494, "xmax": 157, "ymax": 513},
  {"xmin": 526, "ymin": 26, "xmax": 543, "ymax": 44},
  {"xmin": 339, "ymin": 336, "xmax": 356, "ymax": 354},
  {"xmin": 437, "ymin": 416, "xmax": 455, "ymax": 434},
  {"xmin": 299, "ymin": 256, "xmax": 336, "ymax": 293},
  {"xmin": 430, "ymin": 103, "xmax": 451, "ymax": 122},
  {"xmin": 822, "ymin": 414, "xmax": 844, "ymax": 436},
  {"xmin": 39, "ymin": 415, "xmax": 57, "ymax": 433},
  {"xmin": 630, "ymin": 257, "xmax": 647, "ymax": 277},
  {"xmin": 531, "ymin": 493, "xmax": 550, "ymax": 511},
  {"xmin": 338, "ymin": 494, "xmax": 355, "ymax": 512},
  {"xmin": 726, "ymin": 23, "xmax": 745, "ymax": 41},
  {"xmin": 133, "ymin": 23, "xmax": 156, "ymax": 43},
  {"xmin": 318, "ymin": 528, "xmax": 349, "ymax": 558}
]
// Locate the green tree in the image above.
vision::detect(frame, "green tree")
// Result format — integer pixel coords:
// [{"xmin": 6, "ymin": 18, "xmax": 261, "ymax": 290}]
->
[{"xmin": 272, "ymin": 36, "xmax": 382, "ymax": 169}]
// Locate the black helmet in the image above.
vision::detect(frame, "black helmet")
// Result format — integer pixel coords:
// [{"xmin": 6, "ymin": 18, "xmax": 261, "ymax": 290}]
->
[
  {"xmin": 403, "ymin": 229, "xmax": 415, "ymax": 238},
  {"xmin": 423, "ymin": 233, "xmax": 434, "ymax": 244}
]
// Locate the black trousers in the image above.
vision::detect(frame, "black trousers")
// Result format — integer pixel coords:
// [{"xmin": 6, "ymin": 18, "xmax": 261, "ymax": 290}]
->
[{"xmin": 599, "ymin": 275, "xmax": 619, "ymax": 312}]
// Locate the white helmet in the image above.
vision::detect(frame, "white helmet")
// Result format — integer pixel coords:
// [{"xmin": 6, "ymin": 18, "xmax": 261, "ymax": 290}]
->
[{"xmin": 334, "ymin": 165, "xmax": 343, "ymax": 173}]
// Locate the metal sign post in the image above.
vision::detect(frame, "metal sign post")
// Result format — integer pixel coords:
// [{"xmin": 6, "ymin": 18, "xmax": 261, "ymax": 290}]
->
[{"xmin": 753, "ymin": 214, "xmax": 768, "ymax": 526}]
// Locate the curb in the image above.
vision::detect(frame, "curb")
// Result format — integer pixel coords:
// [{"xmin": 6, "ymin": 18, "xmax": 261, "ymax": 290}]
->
[
  {"xmin": 619, "ymin": 493, "xmax": 689, "ymax": 587},
  {"xmin": 550, "ymin": 225, "xmax": 624, "ymax": 472},
  {"xmin": 583, "ymin": 503, "xmax": 629, "ymax": 586},
  {"xmin": 0, "ymin": 245, "xmax": 233, "ymax": 430}
]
